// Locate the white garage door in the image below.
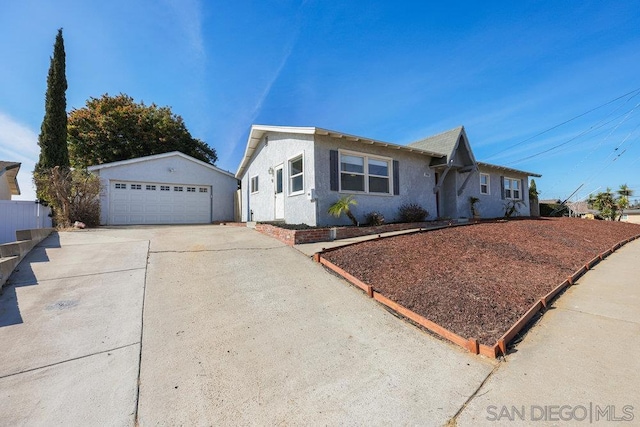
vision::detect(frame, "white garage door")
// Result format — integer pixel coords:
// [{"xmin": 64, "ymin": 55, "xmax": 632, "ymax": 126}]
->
[{"xmin": 109, "ymin": 181, "xmax": 211, "ymax": 225}]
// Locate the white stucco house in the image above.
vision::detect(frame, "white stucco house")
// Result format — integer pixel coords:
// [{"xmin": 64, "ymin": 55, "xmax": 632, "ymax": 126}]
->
[
  {"xmin": 235, "ymin": 125, "xmax": 541, "ymax": 226},
  {"xmin": 88, "ymin": 152, "xmax": 238, "ymax": 225},
  {"xmin": 0, "ymin": 161, "xmax": 21, "ymax": 200}
]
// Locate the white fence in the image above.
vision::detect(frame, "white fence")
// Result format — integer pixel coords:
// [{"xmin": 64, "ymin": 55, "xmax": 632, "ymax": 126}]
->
[{"xmin": 0, "ymin": 201, "xmax": 53, "ymax": 244}]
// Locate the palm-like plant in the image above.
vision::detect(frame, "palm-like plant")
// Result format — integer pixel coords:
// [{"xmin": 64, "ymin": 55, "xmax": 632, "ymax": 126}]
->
[
  {"xmin": 588, "ymin": 188, "xmax": 617, "ymax": 220},
  {"xmin": 328, "ymin": 195, "xmax": 358, "ymax": 226},
  {"xmin": 616, "ymin": 184, "xmax": 634, "ymax": 221}
]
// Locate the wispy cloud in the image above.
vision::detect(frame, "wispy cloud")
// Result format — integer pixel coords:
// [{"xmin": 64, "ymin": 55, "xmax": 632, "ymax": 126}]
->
[
  {"xmin": 163, "ymin": 0, "xmax": 205, "ymax": 62},
  {"xmin": 0, "ymin": 112, "xmax": 39, "ymax": 200},
  {"xmin": 219, "ymin": 0, "xmax": 308, "ymax": 168}
]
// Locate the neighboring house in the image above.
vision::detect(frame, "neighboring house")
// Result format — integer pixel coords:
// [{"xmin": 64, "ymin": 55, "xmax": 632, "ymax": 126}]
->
[
  {"xmin": 235, "ymin": 125, "xmax": 541, "ymax": 226},
  {"xmin": 567, "ymin": 200, "xmax": 599, "ymax": 219},
  {"xmin": 88, "ymin": 152, "xmax": 238, "ymax": 225},
  {"xmin": 0, "ymin": 161, "xmax": 21, "ymax": 200},
  {"xmin": 620, "ymin": 209, "xmax": 640, "ymax": 224}
]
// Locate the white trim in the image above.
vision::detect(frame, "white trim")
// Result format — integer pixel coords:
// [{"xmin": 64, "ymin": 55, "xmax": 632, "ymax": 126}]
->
[
  {"xmin": 504, "ymin": 177, "xmax": 521, "ymax": 200},
  {"xmin": 250, "ymin": 175, "xmax": 259, "ymax": 194},
  {"xmin": 274, "ymin": 163, "xmax": 284, "ymax": 195},
  {"xmin": 288, "ymin": 153, "xmax": 305, "ymax": 196},
  {"xmin": 338, "ymin": 149, "xmax": 393, "ymax": 195},
  {"xmin": 87, "ymin": 151, "xmax": 235, "ymax": 178},
  {"xmin": 235, "ymin": 125, "xmax": 445, "ymax": 179},
  {"xmin": 477, "ymin": 162, "xmax": 541, "ymax": 178},
  {"xmin": 480, "ymin": 173, "xmax": 490, "ymax": 195}
]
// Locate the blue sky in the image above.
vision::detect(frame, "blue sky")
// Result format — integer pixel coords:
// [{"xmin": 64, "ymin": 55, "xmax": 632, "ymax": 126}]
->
[{"xmin": 1, "ymin": 0, "xmax": 639, "ymax": 202}]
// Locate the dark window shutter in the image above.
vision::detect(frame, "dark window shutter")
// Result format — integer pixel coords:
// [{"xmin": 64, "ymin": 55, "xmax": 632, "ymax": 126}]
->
[
  {"xmin": 393, "ymin": 160, "xmax": 400, "ymax": 195},
  {"xmin": 500, "ymin": 176, "xmax": 505, "ymax": 200},
  {"xmin": 330, "ymin": 150, "xmax": 339, "ymax": 191},
  {"xmin": 520, "ymin": 179, "xmax": 524, "ymax": 200}
]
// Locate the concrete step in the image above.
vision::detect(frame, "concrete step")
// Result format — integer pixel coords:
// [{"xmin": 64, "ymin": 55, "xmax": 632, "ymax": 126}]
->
[
  {"xmin": 0, "ymin": 240, "xmax": 34, "ymax": 259},
  {"xmin": 16, "ymin": 228, "xmax": 54, "ymax": 243},
  {"xmin": 0, "ymin": 256, "xmax": 21, "ymax": 287}
]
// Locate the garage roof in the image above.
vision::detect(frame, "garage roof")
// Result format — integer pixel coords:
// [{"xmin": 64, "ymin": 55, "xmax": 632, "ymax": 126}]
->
[
  {"xmin": 236, "ymin": 125, "xmax": 446, "ymax": 178},
  {"xmin": 0, "ymin": 161, "xmax": 21, "ymax": 196},
  {"xmin": 87, "ymin": 151, "xmax": 235, "ymax": 178}
]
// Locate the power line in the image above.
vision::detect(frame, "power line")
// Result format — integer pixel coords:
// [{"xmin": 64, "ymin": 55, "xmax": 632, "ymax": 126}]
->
[
  {"xmin": 485, "ymin": 87, "xmax": 640, "ymax": 160},
  {"xmin": 507, "ymin": 102, "xmax": 640, "ymax": 165}
]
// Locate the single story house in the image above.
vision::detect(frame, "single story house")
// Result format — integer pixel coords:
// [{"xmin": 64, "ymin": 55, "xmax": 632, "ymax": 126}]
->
[
  {"xmin": 620, "ymin": 209, "xmax": 640, "ymax": 224},
  {"xmin": 88, "ymin": 152, "xmax": 238, "ymax": 225},
  {"xmin": 0, "ymin": 161, "xmax": 21, "ymax": 200},
  {"xmin": 567, "ymin": 200, "xmax": 599, "ymax": 219},
  {"xmin": 235, "ymin": 125, "xmax": 541, "ymax": 226}
]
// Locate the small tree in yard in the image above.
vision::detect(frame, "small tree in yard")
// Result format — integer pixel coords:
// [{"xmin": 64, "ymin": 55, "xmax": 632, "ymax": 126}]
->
[
  {"xmin": 34, "ymin": 28, "xmax": 70, "ymax": 202},
  {"xmin": 34, "ymin": 167, "xmax": 101, "ymax": 227},
  {"xmin": 529, "ymin": 179, "xmax": 540, "ymax": 200},
  {"xmin": 328, "ymin": 195, "xmax": 358, "ymax": 226},
  {"xmin": 616, "ymin": 184, "xmax": 634, "ymax": 221}
]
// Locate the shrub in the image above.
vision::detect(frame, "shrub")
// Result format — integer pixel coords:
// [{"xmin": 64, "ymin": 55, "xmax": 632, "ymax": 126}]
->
[
  {"xmin": 398, "ymin": 203, "xmax": 428, "ymax": 222},
  {"xmin": 34, "ymin": 166, "xmax": 101, "ymax": 227},
  {"xmin": 365, "ymin": 211, "xmax": 385, "ymax": 226},
  {"xmin": 328, "ymin": 195, "xmax": 358, "ymax": 226}
]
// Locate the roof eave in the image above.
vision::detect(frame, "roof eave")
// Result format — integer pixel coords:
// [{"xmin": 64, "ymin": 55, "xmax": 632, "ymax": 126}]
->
[
  {"xmin": 88, "ymin": 151, "xmax": 235, "ymax": 178},
  {"xmin": 477, "ymin": 161, "xmax": 542, "ymax": 178},
  {"xmin": 235, "ymin": 125, "xmax": 446, "ymax": 178}
]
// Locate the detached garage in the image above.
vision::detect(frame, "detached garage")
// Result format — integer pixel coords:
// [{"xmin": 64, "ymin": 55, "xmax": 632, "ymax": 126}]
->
[{"xmin": 88, "ymin": 152, "xmax": 238, "ymax": 225}]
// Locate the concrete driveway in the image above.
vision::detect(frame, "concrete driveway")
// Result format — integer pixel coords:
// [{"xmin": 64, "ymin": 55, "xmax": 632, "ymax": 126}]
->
[
  {"xmin": 2, "ymin": 225, "xmax": 638, "ymax": 426},
  {"xmin": 0, "ymin": 225, "xmax": 494, "ymax": 426}
]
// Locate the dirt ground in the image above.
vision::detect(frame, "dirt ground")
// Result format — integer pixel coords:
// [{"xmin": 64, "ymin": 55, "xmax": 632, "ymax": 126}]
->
[{"xmin": 322, "ymin": 218, "xmax": 640, "ymax": 344}]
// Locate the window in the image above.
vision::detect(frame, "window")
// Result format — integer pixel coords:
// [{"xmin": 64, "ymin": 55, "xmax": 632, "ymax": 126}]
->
[
  {"xmin": 480, "ymin": 173, "xmax": 490, "ymax": 195},
  {"xmin": 174, "ymin": 186, "xmax": 183, "ymax": 192},
  {"xmin": 289, "ymin": 155, "xmax": 304, "ymax": 194},
  {"xmin": 340, "ymin": 154, "xmax": 364, "ymax": 192},
  {"xmin": 504, "ymin": 178, "xmax": 521, "ymax": 200},
  {"xmin": 131, "ymin": 184, "xmax": 142, "ymax": 190},
  {"xmin": 275, "ymin": 168, "xmax": 283, "ymax": 194},
  {"xmin": 115, "ymin": 183, "xmax": 126, "ymax": 189},
  {"xmin": 250, "ymin": 175, "xmax": 259, "ymax": 193},
  {"xmin": 368, "ymin": 158, "xmax": 389, "ymax": 193},
  {"xmin": 146, "ymin": 185, "xmax": 156, "ymax": 191},
  {"xmin": 187, "ymin": 187, "xmax": 196, "ymax": 192},
  {"xmin": 199, "ymin": 187, "xmax": 208, "ymax": 193},
  {"xmin": 339, "ymin": 151, "xmax": 391, "ymax": 194},
  {"xmin": 160, "ymin": 185, "xmax": 170, "ymax": 191}
]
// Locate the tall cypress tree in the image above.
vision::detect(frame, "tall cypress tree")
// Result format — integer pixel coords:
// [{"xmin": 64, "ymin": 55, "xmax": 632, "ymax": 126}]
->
[{"xmin": 36, "ymin": 28, "xmax": 69, "ymax": 174}]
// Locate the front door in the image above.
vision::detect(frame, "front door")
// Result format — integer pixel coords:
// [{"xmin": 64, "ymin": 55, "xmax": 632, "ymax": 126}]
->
[{"xmin": 274, "ymin": 164, "xmax": 284, "ymax": 219}]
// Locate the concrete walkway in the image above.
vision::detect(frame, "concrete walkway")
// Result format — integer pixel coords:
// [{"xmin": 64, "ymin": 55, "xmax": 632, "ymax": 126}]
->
[
  {"xmin": 1, "ymin": 225, "xmax": 638, "ymax": 426},
  {"xmin": 456, "ymin": 238, "xmax": 640, "ymax": 426},
  {"xmin": 294, "ymin": 227, "xmax": 425, "ymax": 256}
]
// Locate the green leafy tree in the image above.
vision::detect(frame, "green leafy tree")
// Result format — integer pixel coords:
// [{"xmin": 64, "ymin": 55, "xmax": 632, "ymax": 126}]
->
[
  {"xmin": 67, "ymin": 93, "xmax": 218, "ymax": 168},
  {"xmin": 35, "ymin": 28, "xmax": 69, "ymax": 200},
  {"xmin": 328, "ymin": 195, "xmax": 358, "ymax": 226},
  {"xmin": 529, "ymin": 179, "xmax": 540, "ymax": 200}
]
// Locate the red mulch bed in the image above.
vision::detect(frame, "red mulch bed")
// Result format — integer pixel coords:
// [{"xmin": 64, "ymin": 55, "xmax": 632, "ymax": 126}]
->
[{"xmin": 322, "ymin": 218, "xmax": 640, "ymax": 345}]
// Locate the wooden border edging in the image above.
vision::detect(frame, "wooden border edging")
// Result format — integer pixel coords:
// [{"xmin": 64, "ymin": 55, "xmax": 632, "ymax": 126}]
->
[
  {"xmin": 319, "ymin": 257, "xmax": 373, "ymax": 297},
  {"xmin": 372, "ymin": 291, "xmax": 472, "ymax": 350},
  {"xmin": 314, "ymin": 231, "xmax": 640, "ymax": 358},
  {"xmin": 496, "ymin": 300, "xmax": 543, "ymax": 355}
]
